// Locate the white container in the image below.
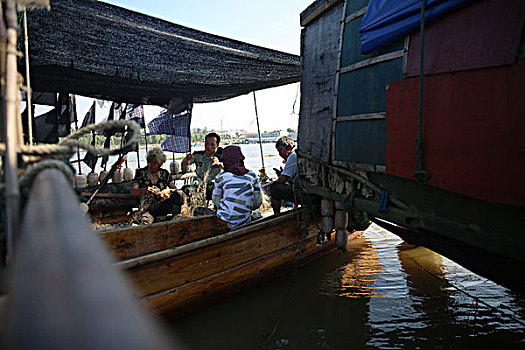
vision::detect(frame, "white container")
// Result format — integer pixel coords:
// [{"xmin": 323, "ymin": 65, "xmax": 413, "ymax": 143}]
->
[
  {"xmin": 112, "ymin": 169, "xmax": 123, "ymax": 184},
  {"xmin": 79, "ymin": 202, "xmax": 89, "ymax": 215},
  {"xmin": 321, "ymin": 216, "xmax": 334, "ymax": 234},
  {"xmin": 321, "ymin": 199, "xmax": 335, "ymax": 217},
  {"xmin": 87, "ymin": 172, "xmax": 99, "ymax": 187},
  {"xmin": 123, "ymin": 168, "xmax": 134, "ymax": 182},
  {"xmin": 335, "ymin": 229, "xmax": 349, "ymax": 250},
  {"xmin": 334, "ymin": 210, "xmax": 348, "ymax": 229},
  {"xmin": 99, "ymin": 170, "xmax": 109, "ymax": 183},
  {"xmin": 170, "ymin": 161, "xmax": 180, "ymax": 175},
  {"xmin": 75, "ymin": 174, "xmax": 87, "ymax": 189}
]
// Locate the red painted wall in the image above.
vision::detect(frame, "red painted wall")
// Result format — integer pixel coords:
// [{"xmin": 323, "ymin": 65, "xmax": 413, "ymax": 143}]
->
[
  {"xmin": 406, "ymin": 0, "xmax": 525, "ymax": 77},
  {"xmin": 386, "ymin": 59, "xmax": 525, "ymax": 207}
]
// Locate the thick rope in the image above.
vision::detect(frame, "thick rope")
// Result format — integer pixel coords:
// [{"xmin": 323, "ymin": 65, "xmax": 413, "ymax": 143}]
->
[
  {"xmin": 19, "ymin": 159, "xmax": 75, "ymax": 196},
  {"xmin": 413, "ymin": 0, "xmax": 430, "ymax": 183},
  {"xmin": 19, "ymin": 119, "xmax": 141, "ymax": 163}
]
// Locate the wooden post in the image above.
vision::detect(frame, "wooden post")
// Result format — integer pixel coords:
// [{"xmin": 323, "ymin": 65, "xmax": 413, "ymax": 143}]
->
[
  {"xmin": 23, "ymin": 8, "xmax": 33, "ymax": 145},
  {"xmin": 171, "ymin": 135, "xmax": 176, "ymax": 162},
  {"xmin": 5, "ymin": 169, "xmax": 178, "ymax": 349},
  {"xmin": 187, "ymin": 108, "xmax": 192, "ymax": 154},
  {"xmin": 2, "ymin": 1, "xmax": 21, "ymax": 262},
  {"xmin": 144, "ymin": 128, "xmax": 148, "ymax": 153}
]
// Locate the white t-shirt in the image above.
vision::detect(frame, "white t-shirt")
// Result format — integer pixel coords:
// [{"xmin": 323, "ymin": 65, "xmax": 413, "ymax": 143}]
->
[{"xmin": 281, "ymin": 150, "xmax": 297, "ymax": 180}]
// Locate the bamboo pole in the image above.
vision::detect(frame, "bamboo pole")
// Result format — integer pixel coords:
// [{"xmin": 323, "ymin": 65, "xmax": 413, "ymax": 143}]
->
[
  {"xmin": 296, "ymin": 149, "xmax": 409, "ymax": 210},
  {"xmin": 22, "ymin": 9, "xmax": 33, "ymax": 145},
  {"xmin": 187, "ymin": 108, "xmax": 192, "ymax": 154},
  {"xmin": 72, "ymin": 95, "xmax": 82, "ymax": 174},
  {"xmin": 252, "ymin": 92, "xmax": 265, "ymax": 175},
  {"xmin": 3, "ymin": 0, "xmax": 21, "ymax": 262}
]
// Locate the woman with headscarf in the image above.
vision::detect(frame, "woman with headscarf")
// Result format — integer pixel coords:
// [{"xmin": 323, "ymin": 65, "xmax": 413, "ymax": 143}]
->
[
  {"xmin": 212, "ymin": 145, "xmax": 262, "ymax": 229},
  {"xmin": 130, "ymin": 147, "xmax": 184, "ymax": 224}
]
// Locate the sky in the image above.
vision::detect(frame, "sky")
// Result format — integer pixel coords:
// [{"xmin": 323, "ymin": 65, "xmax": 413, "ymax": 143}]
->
[{"xmin": 73, "ymin": 0, "xmax": 314, "ymax": 133}]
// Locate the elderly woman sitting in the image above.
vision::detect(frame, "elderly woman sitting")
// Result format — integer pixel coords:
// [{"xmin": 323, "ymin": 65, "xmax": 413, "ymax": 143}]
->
[
  {"xmin": 130, "ymin": 147, "xmax": 184, "ymax": 224},
  {"xmin": 212, "ymin": 145, "xmax": 262, "ymax": 229}
]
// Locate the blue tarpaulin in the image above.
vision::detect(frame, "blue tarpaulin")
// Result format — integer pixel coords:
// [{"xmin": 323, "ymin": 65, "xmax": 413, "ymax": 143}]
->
[{"xmin": 359, "ymin": 0, "xmax": 476, "ymax": 54}]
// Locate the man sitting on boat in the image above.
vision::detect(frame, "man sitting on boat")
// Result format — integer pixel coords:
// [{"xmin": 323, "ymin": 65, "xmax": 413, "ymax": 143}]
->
[
  {"xmin": 269, "ymin": 136, "xmax": 301, "ymax": 214},
  {"xmin": 181, "ymin": 132, "xmax": 224, "ymax": 200},
  {"xmin": 212, "ymin": 145, "xmax": 263, "ymax": 229},
  {"xmin": 130, "ymin": 147, "xmax": 184, "ymax": 224}
]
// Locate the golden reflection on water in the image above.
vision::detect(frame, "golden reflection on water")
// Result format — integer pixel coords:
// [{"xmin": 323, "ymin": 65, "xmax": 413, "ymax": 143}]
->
[
  {"xmin": 319, "ymin": 235, "xmax": 386, "ymax": 298},
  {"xmin": 320, "ymin": 224, "xmax": 450, "ymax": 300}
]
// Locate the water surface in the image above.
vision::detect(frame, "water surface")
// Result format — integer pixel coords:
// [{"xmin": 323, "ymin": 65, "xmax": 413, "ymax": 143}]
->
[{"xmin": 170, "ymin": 224, "xmax": 524, "ymax": 349}]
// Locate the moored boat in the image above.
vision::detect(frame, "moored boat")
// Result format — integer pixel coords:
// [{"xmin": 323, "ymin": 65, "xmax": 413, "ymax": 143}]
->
[
  {"xmin": 1, "ymin": 0, "xmax": 354, "ymax": 326},
  {"xmin": 99, "ymin": 209, "xmax": 336, "ymax": 317},
  {"xmin": 296, "ymin": 0, "xmax": 525, "ymax": 292}
]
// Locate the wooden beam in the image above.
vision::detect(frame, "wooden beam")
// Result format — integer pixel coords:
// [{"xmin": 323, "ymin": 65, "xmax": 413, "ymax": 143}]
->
[
  {"xmin": 301, "ymin": 0, "xmax": 342, "ymax": 27},
  {"xmin": 345, "ymin": 6, "xmax": 367, "ymax": 23},
  {"xmin": 5, "ymin": 168, "xmax": 178, "ymax": 349},
  {"xmin": 340, "ymin": 50, "xmax": 404, "ymax": 74},
  {"xmin": 336, "ymin": 112, "xmax": 386, "ymax": 122},
  {"xmin": 80, "ymin": 191, "xmax": 138, "ymax": 199}
]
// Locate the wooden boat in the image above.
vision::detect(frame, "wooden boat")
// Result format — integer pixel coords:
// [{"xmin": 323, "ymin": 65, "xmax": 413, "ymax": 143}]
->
[
  {"xmin": 297, "ymin": 0, "xmax": 525, "ymax": 292},
  {"xmin": 2, "ymin": 0, "xmax": 346, "ymax": 323},
  {"xmin": 99, "ymin": 210, "xmax": 334, "ymax": 317}
]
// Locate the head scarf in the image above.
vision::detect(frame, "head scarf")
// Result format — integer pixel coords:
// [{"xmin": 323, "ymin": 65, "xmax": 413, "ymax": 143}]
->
[{"xmin": 221, "ymin": 145, "xmax": 248, "ymax": 176}]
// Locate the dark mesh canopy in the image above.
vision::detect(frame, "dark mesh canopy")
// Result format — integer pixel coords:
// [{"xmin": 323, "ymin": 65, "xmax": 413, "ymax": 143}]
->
[{"xmin": 23, "ymin": 0, "xmax": 301, "ymax": 106}]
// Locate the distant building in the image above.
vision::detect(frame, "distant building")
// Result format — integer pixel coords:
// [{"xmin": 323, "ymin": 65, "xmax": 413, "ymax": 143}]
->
[
  {"xmin": 217, "ymin": 129, "xmax": 247, "ymax": 139},
  {"xmin": 241, "ymin": 130, "xmax": 284, "ymax": 143}
]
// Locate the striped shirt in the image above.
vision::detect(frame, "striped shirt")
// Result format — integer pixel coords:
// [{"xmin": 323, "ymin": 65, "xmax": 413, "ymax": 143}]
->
[{"xmin": 213, "ymin": 171, "xmax": 261, "ymax": 229}]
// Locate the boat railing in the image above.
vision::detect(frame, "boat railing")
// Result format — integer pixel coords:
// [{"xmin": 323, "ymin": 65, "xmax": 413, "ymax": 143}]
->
[{"xmin": 3, "ymin": 168, "xmax": 179, "ymax": 349}]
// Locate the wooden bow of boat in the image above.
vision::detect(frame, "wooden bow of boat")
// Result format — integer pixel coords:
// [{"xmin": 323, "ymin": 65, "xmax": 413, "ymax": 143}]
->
[{"xmin": 5, "ymin": 168, "xmax": 178, "ymax": 348}]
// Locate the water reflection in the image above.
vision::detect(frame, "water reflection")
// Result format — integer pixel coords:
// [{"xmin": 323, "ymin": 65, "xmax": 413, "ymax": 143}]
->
[
  {"xmin": 171, "ymin": 223, "xmax": 524, "ymax": 349},
  {"xmin": 319, "ymin": 239, "xmax": 384, "ymax": 299}
]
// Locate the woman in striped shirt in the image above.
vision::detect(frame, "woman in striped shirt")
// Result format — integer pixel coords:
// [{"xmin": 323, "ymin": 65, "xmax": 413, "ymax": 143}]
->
[{"xmin": 212, "ymin": 146, "xmax": 262, "ymax": 229}]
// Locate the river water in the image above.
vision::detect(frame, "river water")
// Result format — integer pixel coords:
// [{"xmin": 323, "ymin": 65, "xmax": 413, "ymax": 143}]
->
[
  {"xmin": 170, "ymin": 225, "xmax": 524, "ymax": 349},
  {"xmin": 75, "ymin": 142, "xmax": 285, "ymax": 177},
  {"xmin": 80, "ymin": 144, "xmax": 524, "ymax": 348}
]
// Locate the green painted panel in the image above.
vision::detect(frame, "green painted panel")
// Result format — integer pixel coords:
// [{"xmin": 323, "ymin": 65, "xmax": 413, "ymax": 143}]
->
[
  {"xmin": 337, "ymin": 58, "xmax": 403, "ymax": 116},
  {"xmin": 341, "ymin": 17, "xmax": 405, "ymax": 67},
  {"xmin": 335, "ymin": 119, "xmax": 386, "ymax": 165},
  {"xmin": 346, "ymin": 0, "xmax": 369, "ymax": 17}
]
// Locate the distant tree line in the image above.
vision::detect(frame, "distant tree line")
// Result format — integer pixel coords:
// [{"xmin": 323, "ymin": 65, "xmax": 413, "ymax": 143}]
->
[{"xmin": 66, "ymin": 126, "xmax": 295, "ymax": 148}]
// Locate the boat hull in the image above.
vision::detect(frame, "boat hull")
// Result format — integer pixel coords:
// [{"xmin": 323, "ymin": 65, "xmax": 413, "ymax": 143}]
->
[{"xmin": 100, "ymin": 211, "xmax": 335, "ymax": 317}]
